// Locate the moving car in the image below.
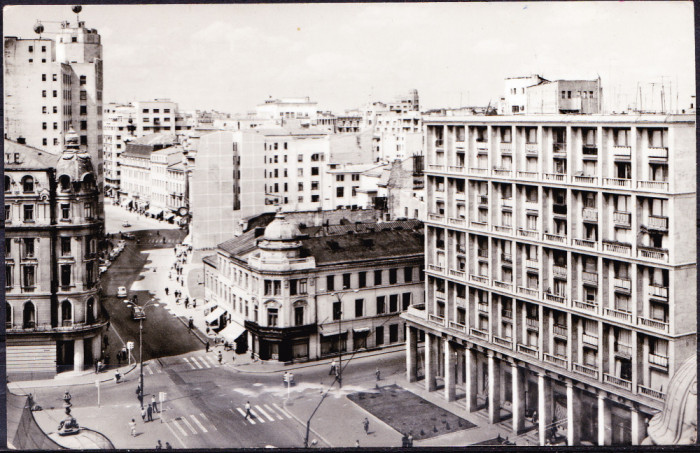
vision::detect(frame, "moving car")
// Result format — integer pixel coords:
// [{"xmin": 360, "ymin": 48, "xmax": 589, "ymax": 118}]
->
[
  {"xmin": 117, "ymin": 286, "xmax": 127, "ymax": 298},
  {"xmin": 122, "ymin": 222, "xmax": 131, "ymax": 228},
  {"xmin": 99, "ymin": 266, "xmax": 108, "ymax": 274},
  {"xmin": 132, "ymin": 305, "xmax": 146, "ymax": 320}
]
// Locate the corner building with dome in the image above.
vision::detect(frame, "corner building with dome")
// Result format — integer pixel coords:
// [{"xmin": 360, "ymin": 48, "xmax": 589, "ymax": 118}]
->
[{"xmin": 5, "ymin": 132, "xmax": 107, "ymax": 379}]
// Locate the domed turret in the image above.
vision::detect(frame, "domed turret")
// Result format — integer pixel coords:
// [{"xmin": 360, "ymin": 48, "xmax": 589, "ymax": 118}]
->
[
  {"xmin": 56, "ymin": 127, "xmax": 96, "ymax": 185},
  {"xmin": 263, "ymin": 211, "xmax": 302, "ymax": 242}
]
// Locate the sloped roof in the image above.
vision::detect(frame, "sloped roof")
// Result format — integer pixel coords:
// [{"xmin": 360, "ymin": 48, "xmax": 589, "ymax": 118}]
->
[
  {"xmin": 130, "ymin": 132, "xmax": 177, "ymax": 146},
  {"xmin": 4, "ymin": 140, "xmax": 58, "ymax": 168}
]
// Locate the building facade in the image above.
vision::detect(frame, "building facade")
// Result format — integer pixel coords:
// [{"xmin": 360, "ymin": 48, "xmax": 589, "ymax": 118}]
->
[
  {"xmin": 402, "ymin": 113, "xmax": 695, "ymax": 446},
  {"xmin": 203, "ymin": 216, "xmax": 425, "ymax": 362},
  {"xmin": 5, "ymin": 134, "xmax": 108, "ymax": 379}
]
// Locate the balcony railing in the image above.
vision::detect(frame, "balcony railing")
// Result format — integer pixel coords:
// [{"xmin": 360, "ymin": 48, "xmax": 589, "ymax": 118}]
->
[
  {"xmin": 605, "ymin": 307, "xmax": 633, "ymax": 323},
  {"xmin": 573, "ymin": 363, "xmax": 599, "ymax": 379},
  {"xmin": 604, "ymin": 373, "xmax": 632, "ymax": 391},
  {"xmin": 638, "ymin": 385, "xmax": 666, "ymax": 402},
  {"xmin": 573, "ymin": 300, "xmax": 598, "ymax": 312},
  {"xmin": 435, "ymin": 290, "xmax": 446, "ymax": 299},
  {"xmin": 525, "ymin": 317, "xmax": 539, "ymax": 328},
  {"xmin": 603, "ymin": 240, "xmax": 632, "ymax": 256},
  {"xmin": 501, "ymin": 252, "xmax": 512, "ymax": 263},
  {"xmin": 525, "ymin": 143, "xmax": 539, "ymax": 154},
  {"xmin": 448, "ymin": 321, "xmax": 467, "ymax": 333},
  {"xmin": 613, "ymin": 277, "xmax": 631, "ymax": 291},
  {"xmin": 517, "ymin": 171, "xmax": 538, "ymax": 179},
  {"xmin": 449, "ymin": 269, "xmax": 466, "ymax": 279},
  {"xmin": 637, "ymin": 181, "xmax": 669, "ymax": 191},
  {"xmin": 573, "ymin": 238, "xmax": 597, "ymax": 250},
  {"xmin": 500, "ymin": 142, "xmax": 513, "ymax": 153},
  {"xmin": 448, "ymin": 217, "xmax": 467, "ymax": 227},
  {"xmin": 582, "ymin": 145, "xmax": 598, "ymax": 156},
  {"xmin": 406, "ymin": 305, "xmax": 427, "ymax": 320},
  {"xmin": 492, "ymin": 168, "xmax": 513, "ymax": 178},
  {"xmin": 647, "ymin": 147, "xmax": 668, "ymax": 159},
  {"xmin": 470, "ymin": 328, "xmax": 489, "ymax": 340},
  {"xmin": 476, "ymin": 141, "xmax": 489, "ymax": 151},
  {"xmin": 648, "ymin": 284, "xmax": 669, "ymax": 299},
  {"xmin": 648, "ymin": 353, "xmax": 669, "ymax": 368},
  {"xmin": 582, "ymin": 207, "xmax": 598, "ymax": 222},
  {"xmin": 525, "ymin": 259, "xmax": 539, "ymax": 269},
  {"xmin": 428, "ymin": 164, "xmax": 446, "ymax": 171},
  {"xmin": 638, "ymin": 247, "xmax": 668, "ymax": 262},
  {"xmin": 478, "ymin": 195, "xmax": 489, "ymax": 205},
  {"xmin": 553, "ymin": 265, "xmax": 567, "ymax": 279},
  {"xmin": 501, "ymin": 309, "xmax": 513, "ymax": 319},
  {"xmin": 603, "ymin": 178, "xmax": 631, "ymax": 188},
  {"xmin": 518, "ymin": 228, "xmax": 539, "ymax": 240},
  {"xmin": 552, "ymin": 142, "xmax": 566, "ymax": 154},
  {"xmin": 435, "ymin": 139, "xmax": 444, "ymax": 148},
  {"xmin": 517, "ymin": 344, "xmax": 539, "ymax": 358},
  {"xmin": 469, "ymin": 167, "xmax": 489, "ymax": 176},
  {"xmin": 543, "ymin": 173, "xmax": 566, "ymax": 182},
  {"xmin": 428, "ymin": 264, "xmax": 445, "ymax": 273},
  {"xmin": 582, "ymin": 271, "xmax": 598, "ymax": 285},
  {"xmin": 493, "ymin": 336, "xmax": 513, "ymax": 348},
  {"xmin": 428, "ymin": 314, "xmax": 445, "ymax": 325},
  {"xmin": 517, "ymin": 286, "xmax": 539, "ymax": 298},
  {"xmin": 493, "ymin": 280, "xmax": 513, "ymax": 292},
  {"xmin": 638, "ymin": 317, "xmax": 669, "ymax": 333},
  {"xmin": 582, "ymin": 333, "xmax": 599, "ymax": 346},
  {"xmin": 544, "ymin": 353, "xmax": 568, "ymax": 369},
  {"xmin": 544, "ymin": 233, "xmax": 566, "ymax": 243},
  {"xmin": 615, "ymin": 343, "xmax": 632, "ymax": 358},
  {"xmin": 448, "ymin": 165, "xmax": 465, "ymax": 173},
  {"xmin": 477, "ymin": 248, "xmax": 489, "ymax": 259},
  {"xmin": 471, "ymin": 221, "xmax": 488, "ymax": 230},
  {"xmin": 470, "ymin": 274, "xmax": 490, "ymax": 285},
  {"xmin": 428, "ymin": 213, "xmax": 445, "ymax": 222},
  {"xmin": 573, "ymin": 175, "xmax": 598, "ymax": 185},
  {"xmin": 493, "ymin": 225, "xmax": 513, "ymax": 234},
  {"xmin": 648, "ymin": 215, "xmax": 668, "ymax": 230},
  {"xmin": 613, "ymin": 145, "xmax": 631, "ymax": 157},
  {"xmin": 613, "ymin": 211, "xmax": 631, "ymax": 227},
  {"xmin": 478, "ymin": 303, "xmax": 489, "ymax": 313},
  {"xmin": 544, "ymin": 293, "xmax": 566, "ymax": 305},
  {"xmin": 553, "ymin": 324, "xmax": 568, "ymax": 337}
]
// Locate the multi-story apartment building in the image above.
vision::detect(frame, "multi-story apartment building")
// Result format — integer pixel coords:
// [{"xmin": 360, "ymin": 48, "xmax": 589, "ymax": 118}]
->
[
  {"xmin": 203, "ymin": 215, "xmax": 425, "ymax": 362},
  {"xmin": 5, "ymin": 133, "xmax": 108, "ymax": 379},
  {"xmin": 402, "ymin": 114, "xmax": 695, "ymax": 446},
  {"xmin": 499, "ymin": 75, "xmax": 603, "ymax": 115},
  {"xmin": 4, "ymin": 20, "xmax": 104, "ymax": 188},
  {"xmin": 149, "ymin": 146, "xmax": 185, "ymax": 215}
]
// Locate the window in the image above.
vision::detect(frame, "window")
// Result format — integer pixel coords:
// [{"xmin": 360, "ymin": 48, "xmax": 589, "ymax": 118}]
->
[
  {"xmin": 22, "ymin": 238, "xmax": 35, "ymax": 258},
  {"xmin": 298, "ymin": 182, "xmax": 303, "ymax": 191},
  {"xmin": 22, "ymin": 265, "xmax": 35, "ymax": 288},
  {"xmin": 404, "ymin": 267, "xmax": 413, "ymax": 283},
  {"xmin": 264, "ymin": 279, "xmax": 273, "ymax": 296},
  {"xmin": 60, "ymin": 264, "xmax": 72, "ymax": 287},
  {"xmin": 6, "ymin": 265, "xmax": 13, "ymax": 288},
  {"xmin": 23, "ymin": 205, "xmax": 34, "ymax": 222},
  {"xmin": 376, "ymin": 326, "xmax": 384, "ymax": 345},
  {"xmin": 22, "ymin": 176, "xmax": 34, "ymax": 193},
  {"xmin": 389, "ymin": 294, "xmax": 399, "ymax": 312},
  {"xmin": 358, "ymin": 272, "xmax": 367, "ymax": 288},
  {"xmin": 80, "ymin": 120, "xmax": 87, "ymax": 130},
  {"xmin": 336, "ymin": 174, "xmax": 345, "ymax": 182},
  {"xmin": 4, "ymin": 176, "xmax": 10, "ymax": 192},
  {"xmin": 267, "ymin": 308, "xmax": 278, "ymax": 327},
  {"xmin": 28, "ymin": 45, "xmax": 33, "ymax": 52},
  {"xmin": 294, "ymin": 306, "xmax": 304, "ymax": 326},
  {"xmin": 289, "ymin": 279, "xmax": 298, "ymax": 296},
  {"xmin": 80, "ymin": 90, "xmax": 87, "ymax": 100},
  {"xmin": 297, "ymin": 154, "xmax": 303, "ymax": 162},
  {"xmin": 311, "ymin": 167, "xmax": 319, "ymax": 176},
  {"xmin": 326, "ymin": 275, "xmax": 335, "ymax": 291},
  {"xmin": 343, "ymin": 273, "xmax": 351, "ymax": 289},
  {"xmin": 374, "ymin": 269, "xmax": 382, "ymax": 285},
  {"xmin": 389, "ymin": 268, "xmax": 398, "ymax": 284},
  {"xmin": 61, "ymin": 237, "xmax": 71, "ymax": 256},
  {"xmin": 355, "ymin": 299, "xmax": 364, "ymax": 317},
  {"xmin": 298, "ymin": 279, "xmax": 307, "ymax": 294},
  {"xmin": 61, "ymin": 203, "xmax": 70, "ymax": 219},
  {"xmin": 336, "ymin": 187, "xmax": 344, "ymax": 198},
  {"xmin": 332, "ymin": 301, "xmax": 341, "ymax": 320},
  {"xmin": 5, "ymin": 239, "xmax": 10, "ymax": 257},
  {"xmin": 402, "ymin": 293, "xmax": 411, "ymax": 310},
  {"xmin": 311, "ymin": 195, "xmax": 319, "ymax": 202},
  {"xmin": 389, "ymin": 324, "xmax": 399, "ymax": 343},
  {"xmin": 42, "ymin": 90, "xmax": 47, "ymax": 98},
  {"xmin": 376, "ymin": 296, "xmax": 386, "ymax": 314}
]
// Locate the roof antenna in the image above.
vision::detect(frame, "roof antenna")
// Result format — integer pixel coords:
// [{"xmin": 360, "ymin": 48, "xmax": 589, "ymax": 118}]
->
[{"xmin": 72, "ymin": 5, "xmax": 82, "ymax": 23}]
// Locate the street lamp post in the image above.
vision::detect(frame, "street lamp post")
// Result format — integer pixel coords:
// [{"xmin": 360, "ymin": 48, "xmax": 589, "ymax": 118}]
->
[
  {"xmin": 139, "ymin": 318, "xmax": 144, "ymax": 409},
  {"xmin": 333, "ymin": 289, "xmax": 358, "ymax": 388}
]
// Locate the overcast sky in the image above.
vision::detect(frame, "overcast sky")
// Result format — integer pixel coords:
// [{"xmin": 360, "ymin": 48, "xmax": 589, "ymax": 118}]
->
[{"xmin": 4, "ymin": 2, "xmax": 695, "ymax": 114}]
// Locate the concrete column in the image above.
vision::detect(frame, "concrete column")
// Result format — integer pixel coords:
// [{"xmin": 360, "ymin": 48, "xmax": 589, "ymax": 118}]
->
[
  {"xmin": 488, "ymin": 353, "xmax": 501, "ymax": 423},
  {"xmin": 92, "ymin": 333, "xmax": 102, "ymax": 362},
  {"xmin": 631, "ymin": 406, "xmax": 646, "ymax": 445},
  {"xmin": 425, "ymin": 334, "xmax": 437, "ymax": 392},
  {"xmin": 566, "ymin": 381, "xmax": 581, "ymax": 445},
  {"xmin": 73, "ymin": 338, "xmax": 84, "ymax": 372},
  {"xmin": 512, "ymin": 363, "xmax": 525, "ymax": 434},
  {"xmin": 598, "ymin": 391, "xmax": 611, "ymax": 445},
  {"xmin": 538, "ymin": 372, "xmax": 553, "ymax": 446},
  {"xmin": 407, "ymin": 326, "xmax": 418, "ymax": 382},
  {"xmin": 465, "ymin": 347, "xmax": 478, "ymax": 412},
  {"xmin": 444, "ymin": 339, "xmax": 456, "ymax": 401}
]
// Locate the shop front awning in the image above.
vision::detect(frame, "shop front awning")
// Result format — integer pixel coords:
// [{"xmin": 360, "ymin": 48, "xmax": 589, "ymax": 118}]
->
[
  {"xmin": 147, "ymin": 208, "xmax": 163, "ymax": 217},
  {"xmin": 173, "ymin": 216, "xmax": 182, "ymax": 223},
  {"xmin": 319, "ymin": 329, "xmax": 348, "ymax": 337},
  {"xmin": 352, "ymin": 327, "xmax": 370, "ymax": 334},
  {"xmin": 219, "ymin": 322, "xmax": 246, "ymax": 342},
  {"xmin": 205, "ymin": 307, "xmax": 227, "ymax": 324},
  {"xmin": 164, "ymin": 212, "xmax": 175, "ymax": 220},
  {"xmin": 202, "ymin": 300, "xmax": 218, "ymax": 313}
]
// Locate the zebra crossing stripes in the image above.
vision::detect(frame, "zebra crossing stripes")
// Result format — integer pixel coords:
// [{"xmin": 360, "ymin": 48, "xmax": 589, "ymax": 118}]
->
[
  {"xmin": 182, "ymin": 357, "xmax": 196, "ymax": 370},
  {"xmin": 189, "ymin": 414, "xmax": 208, "ymax": 433},
  {"xmin": 233, "ymin": 402, "xmax": 293, "ymax": 425},
  {"xmin": 255, "ymin": 405, "xmax": 275, "ymax": 422},
  {"xmin": 169, "ymin": 413, "xmax": 218, "ymax": 436},
  {"xmin": 234, "ymin": 408, "xmax": 255, "ymax": 425},
  {"xmin": 181, "ymin": 355, "xmax": 221, "ymax": 370},
  {"xmin": 264, "ymin": 404, "xmax": 284, "ymax": 420}
]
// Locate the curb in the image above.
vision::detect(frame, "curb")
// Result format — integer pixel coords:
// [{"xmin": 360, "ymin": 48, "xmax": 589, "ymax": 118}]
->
[
  {"xmin": 174, "ymin": 315, "xmax": 208, "ymax": 345},
  {"xmin": 283, "ymin": 403, "xmax": 334, "ymax": 448},
  {"xmin": 229, "ymin": 345, "xmax": 405, "ymax": 375}
]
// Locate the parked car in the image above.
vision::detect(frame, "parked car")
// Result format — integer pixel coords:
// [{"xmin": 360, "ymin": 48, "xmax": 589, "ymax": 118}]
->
[
  {"xmin": 117, "ymin": 240, "xmax": 126, "ymax": 248},
  {"xmin": 132, "ymin": 305, "xmax": 146, "ymax": 320},
  {"xmin": 117, "ymin": 286, "xmax": 127, "ymax": 298},
  {"xmin": 122, "ymin": 233, "xmax": 135, "ymax": 240},
  {"xmin": 122, "ymin": 222, "xmax": 131, "ymax": 228}
]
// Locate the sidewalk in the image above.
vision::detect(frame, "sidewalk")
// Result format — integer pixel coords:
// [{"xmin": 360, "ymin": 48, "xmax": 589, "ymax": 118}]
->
[{"xmin": 8, "ymin": 363, "xmax": 138, "ymax": 392}]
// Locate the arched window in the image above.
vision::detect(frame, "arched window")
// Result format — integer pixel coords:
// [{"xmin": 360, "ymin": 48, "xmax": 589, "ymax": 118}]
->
[
  {"xmin": 82, "ymin": 173, "xmax": 95, "ymax": 191},
  {"xmin": 4, "ymin": 176, "xmax": 11, "ymax": 192},
  {"xmin": 6, "ymin": 303, "xmax": 12, "ymax": 329},
  {"xmin": 23, "ymin": 301, "xmax": 36, "ymax": 329},
  {"xmin": 61, "ymin": 299, "xmax": 72, "ymax": 326},
  {"xmin": 22, "ymin": 176, "xmax": 34, "ymax": 193},
  {"xmin": 59, "ymin": 175, "xmax": 71, "ymax": 192},
  {"xmin": 86, "ymin": 297, "xmax": 95, "ymax": 324}
]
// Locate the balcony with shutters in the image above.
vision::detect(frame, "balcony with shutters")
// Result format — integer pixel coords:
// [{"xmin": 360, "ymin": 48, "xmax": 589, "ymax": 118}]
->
[
  {"xmin": 581, "ymin": 333, "xmax": 599, "ymax": 347},
  {"xmin": 613, "ymin": 211, "xmax": 632, "ymax": 227},
  {"xmin": 582, "ymin": 271, "xmax": 598, "ymax": 286},
  {"xmin": 647, "ymin": 146, "xmax": 669, "ymax": 160},
  {"xmin": 448, "ymin": 321, "xmax": 467, "ymax": 334},
  {"xmin": 543, "ymin": 233, "xmax": 567, "ymax": 244},
  {"xmin": 552, "ymin": 142, "xmax": 567, "ymax": 156},
  {"xmin": 638, "ymin": 385, "xmax": 666, "ymax": 402},
  {"xmin": 614, "ymin": 343, "xmax": 632, "ymax": 359},
  {"xmin": 543, "ymin": 172, "xmax": 567, "ymax": 183},
  {"xmin": 552, "ymin": 265, "xmax": 567, "ymax": 279},
  {"xmin": 582, "ymin": 207, "xmax": 598, "ymax": 223},
  {"xmin": 582, "ymin": 144, "xmax": 598, "ymax": 158},
  {"xmin": 492, "ymin": 167, "xmax": 514, "ymax": 178},
  {"xmin": 517, "ymin": 228, "xmax": 539, "ymax": 240},
  {"xmin": 648, "ymin": 353, "xmax": 669, "ymax": 369},
  {"xmin": 552, "ymin": 203, "xmax": 567, "ymax": 217},
  {"xmin": 647, "ymin": 284, "xmax": 668, "ymax": 302},
  {"xmin": 613, "ymin": 277, "xmax": 632, "ymax": 292},
  {"xmin": 553, "ymin": 324, "xmax": 568, "ymax": 338},
  {"xmin": 493, "ymin": 279, "xmax": 513, "ymax": 292},
  {"xmin": 470, "ymin": 328, "xmax": 489, "ymax": 341},
  {"xmin": 468, "ymin": 167, "xmax": 490, "ymax": 176},
  {"xmin": 470, "ymin": 274, "xmax": 490, "ymax": 286},
  {"xmin": 518, "ymin": 286, "xmax": 540, "ymax": 299},
  {"xmin": 613, "ymin": 145, "xmax": 632, "ymax": 159},
  {"xmin": 573, "ymin": 174, "xmax": 598, "ymax": 185},
  {"xmin": 647, "ymin": 215, "xmax": 668, "ymax": 231},
  {"xmin": 475, "ymin": 138, "xmax": 489, "ymax": 153},
  {"xmin": 517, "ymin": 170, "xmax": 539, "ymax": 180},
  {"xmin": 525, "ymin": 317, "xmax": 539, "ymax": 330},
  {"xmin": 637, "ymin": 180, "xmax": 669, "ymax": 191},
  {"xmin": 525, "ymin": 143, "xmax": 539, "ymax": 155},
  {"xmin": 478, "ymin": 302, "xmax": 490, "ymax": 314},
  {"xmin": 544, "ymin": 292, "xmax": 566, "ymax": 305},
  {"xmin": 573, "ymin": 237, "xmax": 597, "ymax": 250}
]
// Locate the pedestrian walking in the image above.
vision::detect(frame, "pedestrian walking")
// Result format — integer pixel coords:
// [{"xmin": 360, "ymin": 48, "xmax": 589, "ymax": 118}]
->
[
  {"xmin": 165, "ymin": 287, "xmax": 169, "ymax": 296},
  {"xmin": 218, "ymin": 351, "xmax": 223, "ymax": 365},
  {"xmin": 151, "ymin": 395, "xmax": 159, "ymax": 413},
  {"xmin": 244, "ymin": 401, "xmax": 252, "ymax": 419},
  {"xmin": 156, "ymin": 440, "xmax": 163, "ymax": 450},
  {"xmin": 283, "ymin": 371, "xmax": 289, "ymax": 386},
  {"xmin": 363, "ymin": 417, "xmax": 369, "ymax": 434},
  {"xmin": 205, "ymin": 341, "xmax": 210, "ymax": 353},
  {"xmin": 147, "ymin": 403, "xmax": 154, "ymax": 422},
  {"xmin": 329, "ymin": 359, "xmax": 337, "ymax": 375},
  {"xmin": 355, "ymin": 440, "xmax": 360, "ymax": 448},
  {"xmin": 129, "ymin": 419, "xmax": 136, "ymax": 437},
  {"xmin": 115, "ymin": 370, "xmax": 122, "ymax": 384},
  {"xmin": 165, "ymin": 442, "xmax": 173, "ymax": 449},
  {"xmin": 231, "ymin": 353, "xmax": 235, "ymax": 364},
  {"xmin": 188, "ymin": 317, "xmax": 194, "ymax": 331},
  {"xmin": 141, "ymin": 406, "xmax": 147, "ymax": 422},
  {"xmin": 184, "ymin": 298, "xmax": 189, "ymax": 309},
  {"xmin": 375, "ymin": 368, "xmax": 381, "ymax": 381},
  {"xmin": 408, "ymin": 432, "xmax": 414, "ymax": 447}
]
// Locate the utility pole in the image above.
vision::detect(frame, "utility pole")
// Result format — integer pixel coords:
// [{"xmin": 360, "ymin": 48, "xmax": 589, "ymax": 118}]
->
[{"xmin": 139, "ymin": 318, "xmax": 144, "ymax": 409}]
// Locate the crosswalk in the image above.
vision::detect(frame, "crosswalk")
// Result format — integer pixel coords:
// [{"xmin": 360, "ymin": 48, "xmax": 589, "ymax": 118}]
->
[
  {"xmin": 231, "ymin": 402, "xmax": 293, "ymax": 426},
  {"xmin": 141, "ymin": 362, "xmax": 162, "ymax": 375},
  {"xmin": 169, "ymin": 413, "xmax": 218, "ymax": 437},
  {"xmin": 181, "ymin": 355, "xmax": 221, "ymax": 370}
]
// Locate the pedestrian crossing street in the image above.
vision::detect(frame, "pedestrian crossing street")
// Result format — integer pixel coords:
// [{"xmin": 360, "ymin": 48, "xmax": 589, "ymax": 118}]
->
[
  {"xmin": 232, "ymin": 402, "xmax": 293, "ymax": 426},
  {"xmin": 181, "ymin": 355, "xmax": 221, "ymax": 370}
]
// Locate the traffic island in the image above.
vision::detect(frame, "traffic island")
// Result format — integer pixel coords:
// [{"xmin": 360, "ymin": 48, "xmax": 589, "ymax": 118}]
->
[{"xmin": 347, "ymin": 384, "xmax": 476, "ymax": 440}]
